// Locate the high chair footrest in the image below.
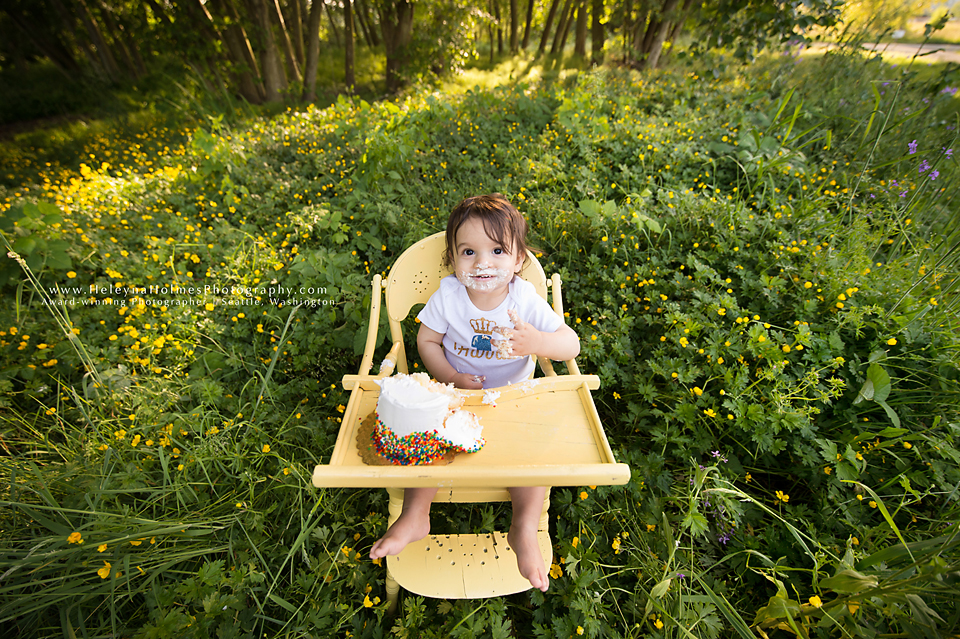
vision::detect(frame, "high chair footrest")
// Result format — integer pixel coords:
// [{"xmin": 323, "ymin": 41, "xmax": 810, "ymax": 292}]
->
[{"xmin": 386, "ymin": 531, "xmax": 552, "ymax": 599}]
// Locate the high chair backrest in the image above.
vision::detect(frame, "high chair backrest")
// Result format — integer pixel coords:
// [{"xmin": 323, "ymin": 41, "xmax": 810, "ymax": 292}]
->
[{"xmin": 383, "ymin": 232, "xmax": 549, "ymax": 373}]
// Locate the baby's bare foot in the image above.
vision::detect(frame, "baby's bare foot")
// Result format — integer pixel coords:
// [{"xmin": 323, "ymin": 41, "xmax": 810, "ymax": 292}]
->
[
  {"xmin": 508, "ymin": 525, "xmax": 548, "ymax": 592},
  {"xmin": 370, "ymin": 513, "xmax": 430, "ymax": 560}
]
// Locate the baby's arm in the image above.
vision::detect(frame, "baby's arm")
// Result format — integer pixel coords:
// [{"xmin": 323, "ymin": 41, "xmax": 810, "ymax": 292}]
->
[
  {"xmin": 417, "ymin": 324, "xmax": 485, "ymax": 389},
  {"xmin": 508, "ymin": 311, "xmax": 580, "ymax": 361}
]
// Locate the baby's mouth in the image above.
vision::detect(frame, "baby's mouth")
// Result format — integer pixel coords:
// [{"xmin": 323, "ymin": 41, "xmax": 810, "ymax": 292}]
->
[{"xmin": 457, "ymin": 267, "xmax": 508, "ymax": 290}]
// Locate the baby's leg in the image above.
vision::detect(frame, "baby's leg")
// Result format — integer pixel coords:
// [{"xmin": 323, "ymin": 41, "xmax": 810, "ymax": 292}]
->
[
  {"xmin": 507, "ymin": 486, "xmax": 549, "ymax": 592},
  {"xmin": 370, "ymin": 487, "xmax": 437, "ymax": 560}
]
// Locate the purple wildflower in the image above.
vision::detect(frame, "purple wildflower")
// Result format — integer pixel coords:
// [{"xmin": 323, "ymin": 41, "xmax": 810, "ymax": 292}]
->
[
  {"xmin": 900, "ymin": 190, "xmax": 908, "ymax": 197},
  {"xmin": 943, "ymin": 87, "xmax": 958, "ymax": 96},
  {"xmin": 931, "ymin": 170, "xmax": 940, "ymax": 180},
  {"xmin": 947, "ymin": 149, "xmax": 954, "ymax": 159},
  {"xmin": 869, "ymin": 194, "xmax": 875, "ymax": 198},
  {"xmin": 908, "ymin": 140, "xmax": 918, "ymax": 154},
  {"xmin": 919, "ymin": 159, "xmax": 931, "ymax": 174}
]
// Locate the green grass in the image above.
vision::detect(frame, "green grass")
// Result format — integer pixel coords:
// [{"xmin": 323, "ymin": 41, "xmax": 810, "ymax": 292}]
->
[{"xmin": 1, "ymin": 42, "xmax": 960, "ymax": 637}]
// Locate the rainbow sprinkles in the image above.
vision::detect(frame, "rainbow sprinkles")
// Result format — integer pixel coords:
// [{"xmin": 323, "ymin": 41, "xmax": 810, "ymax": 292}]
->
[{"xmin": 373, "ymin": 373, "xmax": 485, "ymax": 465}]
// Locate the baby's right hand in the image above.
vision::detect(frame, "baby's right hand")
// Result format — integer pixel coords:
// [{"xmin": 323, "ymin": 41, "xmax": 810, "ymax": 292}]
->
[{"xmin": 451, "ymin": 372, "xmax": 485, "ymax": 389}]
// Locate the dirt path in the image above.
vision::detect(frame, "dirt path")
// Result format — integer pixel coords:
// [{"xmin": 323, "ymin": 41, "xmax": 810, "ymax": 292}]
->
[{"xmin": 811, "ymin": 41, "xmax": 960, "ymax": 64}]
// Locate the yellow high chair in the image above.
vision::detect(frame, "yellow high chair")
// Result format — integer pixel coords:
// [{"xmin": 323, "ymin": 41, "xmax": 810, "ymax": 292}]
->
[{"xmin": 312, "ymin": 232, "xmax": 630, "ymax": 610}]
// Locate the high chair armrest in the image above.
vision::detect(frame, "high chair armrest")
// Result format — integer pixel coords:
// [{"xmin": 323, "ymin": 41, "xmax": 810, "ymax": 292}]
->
[
  {"xmin": 356, "ymin": 274, "xmax": 384, "ymax": 378},
  {"xmin": 377, "ymin": 341, "xmax": 401, "ymax": 376},
  {"xmin": 343, "ymin": 340, "xmax": 401, "ymax": 389}
]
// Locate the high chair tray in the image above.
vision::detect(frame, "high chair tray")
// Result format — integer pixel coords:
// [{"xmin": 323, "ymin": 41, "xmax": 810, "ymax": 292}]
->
[{"xmin": 312, "ymin": 375, "xmax": 631, "ymax": 489}]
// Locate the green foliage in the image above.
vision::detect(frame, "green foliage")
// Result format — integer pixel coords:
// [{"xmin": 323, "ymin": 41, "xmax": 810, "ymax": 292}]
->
[{"xmin": 1, "ymin": 50, "xmax": 959, "ymax": 637}]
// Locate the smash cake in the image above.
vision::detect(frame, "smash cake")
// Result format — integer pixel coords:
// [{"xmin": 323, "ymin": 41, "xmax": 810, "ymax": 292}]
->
[{"xmin": 372, "ymin": 373, "xmax": 485, "ymax": 465}]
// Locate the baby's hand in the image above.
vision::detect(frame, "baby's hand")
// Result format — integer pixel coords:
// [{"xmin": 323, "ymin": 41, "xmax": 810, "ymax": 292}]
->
[
  {"xmin": 505, "ymin": 310, "xmax": 543, "ymax": 357},
  {"xmin": 451, "ymin": 372, "xmax": 485, "ymax": 389}
]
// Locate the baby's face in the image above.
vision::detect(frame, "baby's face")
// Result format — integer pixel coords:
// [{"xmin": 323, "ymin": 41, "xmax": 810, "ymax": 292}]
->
[{"xmin": 452, "ymin": 216, "xmax": 523, "ymax": 293}]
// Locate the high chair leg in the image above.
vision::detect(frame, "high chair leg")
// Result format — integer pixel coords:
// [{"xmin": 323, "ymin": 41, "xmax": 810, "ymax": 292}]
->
[
  {"xmin": 539, "ymin": 488, "xmax": 551, "ymax": 532},
  {"xmin": 385, "ymin": 488, "xmax": 404, "ymax": 613}
]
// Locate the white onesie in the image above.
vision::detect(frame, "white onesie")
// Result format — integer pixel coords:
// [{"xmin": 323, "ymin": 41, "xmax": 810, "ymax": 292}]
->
[{"xmin": 417, "ymin": 275, "xmax": 564, "ymax": 389}]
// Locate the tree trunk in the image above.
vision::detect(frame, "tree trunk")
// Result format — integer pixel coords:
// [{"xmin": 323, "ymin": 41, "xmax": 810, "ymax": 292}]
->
[
  {"xmin": 489, "ymin": 22, "xmax": 495, "ymax": 63},
  {"xmin": 574, "ymin": 0, "xmax": 587, "ymax": 57},
  {"xmin": 492, "ymin": 0, "xmax": 503, "ymax": 54},
  {"xmin": 641, "ymin": 0, "xmax": 679, "ymax": 69},
  {"xmin": 550, "ymin": 0, "xmax": 573, "ymax": 54},
  {"xmin": 620, "ymin": 0, "xmax": 630, "ymax": 62},
  {"xmin": 538, "ymin": 0, "xmax": 561, "ymax": 54},
  {"xmin": 211, "ymin": 0, "xmax": 266, "ymax": 102},
  {"xmin": 663, "ymin": 0, "xmax": 697, "ymax": 56},
  {"xmin": 521, "ymin": 0, "xmax": 534, "ymax": 49},
  {"xmin": 248, "ymin": 0, "xmax": 288, "ymax": 101},
  {"xmin": 344, "ymin": 0, "xmax": 356, "ymax": 91},
  {"xmin": 378, "ymin": 0, "xmax": 415, "ymax": 93},
  {"xmin": 591, "ymin": 0, "xmax": 603, "ymax": 63},
  {"xmin": 324, "ymin": 0, "xmax": 342, "ymax": 46},
  {"xmin": 217, "ymin": 0, "xmax": 267, "ymax": 100},
  {"xmin": 509, "ymin": 0, "xmax": 518, "ymax": 53},
  {"xmin": 352, "ymin": 0, "xmax": 373, "ymax": 46},
  {"xmin": 302, "ymin": 0, "xmax": 324, "ymax": 100},
  {"xmin": 357, "ymin": 0, "xmax": 381, "ymax": 46},
  {"xmin": 272, "ymin": 0, "xmax": 303, "ymax": 82},
  {"xmin": 76, "ymin": 0, "xmax": 123, "ymax": 82},
  {"xmin": 288, "ymin": 0, "xmax": 306, "ymax": 66},
  {"xmin": 639, "ymin": 16, "xmax": 658, "ymax": 55}
]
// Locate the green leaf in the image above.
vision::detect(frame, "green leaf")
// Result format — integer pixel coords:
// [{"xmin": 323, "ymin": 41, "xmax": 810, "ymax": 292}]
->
[
  {"xmin": 752, "ymin": 594, "xmax": 800, "ymax": 625},
  {"xmin": 12, "ymin": 237, "xmax": 36, "ymax": 256},
  {"xmin": 877, "ymin": 399, "xmax": 901, "ymax": 428},
  {"xmin": 267, "ymin": 593, "xmax": 299, "ymax": 614},
  {"xmin": 866, "ymin": 364, "xmax": 891, "ymax": 403},
  {"xmin": 820, "ymin": 569, "xmax": 878, "ymax": 594},
  {"xmin": 579, "ymin": 199, "xmax": 602, "ymax": 219},
  {"xmin": 650, "ymin": 578, "xmax": 672, "ymax": 599},
  {"xmin": 905, "ymin": 593, "xmax": 944, "ymax": 627},
  {"xmin": 682, "ymin": 510, "xmax": 709, "ymax": 536},
  {"xmin": 875, "ymin": 427, "xmax": 907, "ymax": 438}
]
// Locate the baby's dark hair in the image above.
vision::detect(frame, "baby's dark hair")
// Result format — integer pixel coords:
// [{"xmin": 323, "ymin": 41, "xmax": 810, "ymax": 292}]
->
[{"xmin": 443, "ymin": 194, "xmax": 531, "ymax": 267}]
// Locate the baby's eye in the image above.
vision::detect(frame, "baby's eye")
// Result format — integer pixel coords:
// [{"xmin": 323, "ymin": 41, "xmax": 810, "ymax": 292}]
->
[
  {"xmin": 493, "ymin": 248, "xmax": 503, "ymax": 255},
  {"xmin": 463, "ymin": 249, "xmax": 474, "ymax": 256}
]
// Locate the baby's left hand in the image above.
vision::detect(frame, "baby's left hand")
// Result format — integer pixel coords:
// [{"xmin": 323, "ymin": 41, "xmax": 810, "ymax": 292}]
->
[{"xmin": 505, "ymin": 309, "xmax": 542, "ymax": 357}]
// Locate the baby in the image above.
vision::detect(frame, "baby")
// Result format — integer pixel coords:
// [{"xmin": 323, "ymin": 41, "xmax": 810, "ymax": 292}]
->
[{"xmin": 369, "ymin": 194, "xmax": 580, "ymax": 592}]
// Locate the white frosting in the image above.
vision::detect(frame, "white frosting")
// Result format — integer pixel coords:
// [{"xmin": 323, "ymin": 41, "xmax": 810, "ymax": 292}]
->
[
  {"xmin": 437, "ymin": 410, "xmax": 484, "ymax": 449},
  {"xmin": 456, "ymin": 266, "xmax": 512, "ymax": 292},
  {"xmin": 482, "ymin": 390, "xmax": 500, "ymax": 406},
  {"xmin": 376, "ymin": 375, "xmax": 449, "ymax": 437},
  {"xmin": 375, "ymin": 374, "xmax": 484, "ymax": 450}
]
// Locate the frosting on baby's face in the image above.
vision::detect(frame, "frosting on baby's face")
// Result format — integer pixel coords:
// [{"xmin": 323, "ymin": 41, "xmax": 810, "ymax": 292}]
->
[{"xmin": 452, "ymin": 217, "xmax": 523, "ymax": 295}]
